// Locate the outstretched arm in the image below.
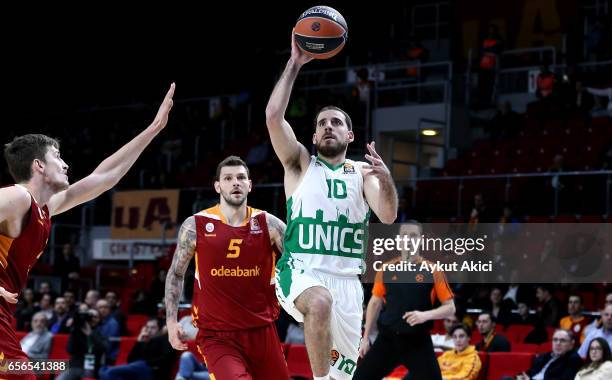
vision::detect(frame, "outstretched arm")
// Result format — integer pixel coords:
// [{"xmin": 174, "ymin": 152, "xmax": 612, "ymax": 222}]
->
[
  {"xmin": 265, "ymin": 32, "xmax": 311, "ymax": 171},
  {"xmin": 362, "ymin": 141, "xmax": 398, "ymax": 224},
  {"xmin": 48, "ymin": 83, "xmax": 175, "ymax": 216},
  {"xmin": 266, "ymin": 213, "xmax": 286, "ymax": 253},
  {"xmin": 165, "ymin": 216, "xmax": 196, "ymax": 350}
]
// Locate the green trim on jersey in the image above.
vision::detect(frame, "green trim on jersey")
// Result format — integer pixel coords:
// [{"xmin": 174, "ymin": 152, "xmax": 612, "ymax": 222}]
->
[{"xmin": 316, "ymin": 156, "xmax": 345, "ymax": 171}]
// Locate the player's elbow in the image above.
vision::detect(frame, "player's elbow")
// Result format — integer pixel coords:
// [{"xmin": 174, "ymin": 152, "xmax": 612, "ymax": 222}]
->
[
  {"xmin": 265, "ymin": 106, "xmax": 283, "ymax": 127},
  {"xmin": 379, "ymin": 210, "xmax": 397, "ymax": 224}
]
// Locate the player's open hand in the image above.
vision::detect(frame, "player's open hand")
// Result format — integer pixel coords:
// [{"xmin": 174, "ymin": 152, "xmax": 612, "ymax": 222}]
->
[
  {"xmin": 167, "ymin": 322, "xmax": 188, "ymax": 350},
  {"xmin": 363, "ymin": 142, "xmax": 391, "ymax": 179},
  {"xmin": 291, "ymin": 30, "xmax": 313, "ymax": 67},
  {"xmin": 151, "ymin": 83, "xmax": 175, "ymax": 131},
  {"xmin": 358, "ymin": 338, "xmax": 371, "ymax": 358},
  {"xmin": 403, "ymin": 310, "xmax": 429, "ymax": 326},
  {"xmin": 0, "ymin": 286, "xmax": 18, "ymax": 304}
]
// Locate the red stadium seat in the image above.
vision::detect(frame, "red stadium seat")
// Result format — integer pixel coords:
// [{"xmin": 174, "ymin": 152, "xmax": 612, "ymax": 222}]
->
[
  {"xmin": 116, "ymin": 337, "xmax": 137, "ymax": 365},
  {"xmin": 538, "ymin": 341, "xmax": 552, "ymax": 354},
  {"xmin": 487, "ymin": 352, "xmax": 534, "ymax": 380},
  {"xmin": 126, "ymin": 314, "xmax": 150, "ymax": 336},
  {"xmin": 15, "ymin": 331, "xmax": 27, "ymax": 341},
  {"xmin": 286, "ymin": 344, "xmax": 313, "ymax": 379},
  {"xmin": 48, "ymin": 333, "xmax": 70, "ymax": 360},
  {"xmin": 511, "ymin": 343, "xmax": 539, "ymax": 353},
  {"xmin": 506, "ymin": 325, "xmax": 534, "ymax": 343}
]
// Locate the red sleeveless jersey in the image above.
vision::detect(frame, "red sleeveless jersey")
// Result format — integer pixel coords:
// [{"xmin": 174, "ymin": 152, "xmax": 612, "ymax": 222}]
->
[
  {"xmin": 192, "ymin": 205, "xmax": 279, "ymax": 331},
  {"xmin": 0, "ymin": 187, "xmax": 51, "ymax": 311}
]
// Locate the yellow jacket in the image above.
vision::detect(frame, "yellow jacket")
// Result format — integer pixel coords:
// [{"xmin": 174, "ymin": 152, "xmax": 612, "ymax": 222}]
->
[{"xmin": 437, "ymin": 345, "xmax": 482, "ymax": 380}]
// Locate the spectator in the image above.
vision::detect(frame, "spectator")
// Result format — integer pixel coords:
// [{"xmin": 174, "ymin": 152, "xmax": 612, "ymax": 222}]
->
[
  {"xmin": 99, "ymin": 318, "xmax": 175, "ymax": 380},
  {"xmin": 511, "ymin": 301, "xmax": 538, "ymax": 325},
  {"xmin": 84, "ymin": 290, "xmax": 101, "ymax": 309},
  {"xmin": 475, "ymin": 312, "xmax": 511, "ymax": 352},
  {"xmin": 405, "ymin": 38, "xmax": 430, "ymax": 80},
  {"xmin": 575, "ymin": 337, "xmax": 612, "ymax": 379},
  {"xmin": 20, "ymin": 312, "xmax": 53, "ymax": 360},
  {"xmin": 36, "ymin": 281, "xmax": 56, "ymax": 302},
  {"xmin": 515, "ymin": 329, "xmax": 582, "ymax": 380},
  {"xmin": 560, "ymin": 294, "xmax": 590, "ymax": 346},
  {"xmin": 63, "ymin": 290, "xmax": 78, "ymax": 315},
  {"xmin": 175, "ymin": 352, "xmax": 210, "ymax": 380},
  {"xmin": 105, "ymin": 291, "xmax": 127, "ymax": 336},
  {"xmin": 468, "ymin": 193, "xmax": 495, "ymax": 227},
  {"xmin": 14, "ymin": 288, "xmax": 37, "ymax": 331},
  {"xmin": 38, "ymin": 294, "xmax": 54, "ymax": 322},
  {"xmin": 57, "ymin": 309, "xmax": 108, "ymax": 380},
  {"xmin": 536, "ymin": 64, "xmax": 556, "ymax": 101},
  {"xmin": 49, "ymin": 297, "xmax": 72, "ymax": 334},
  {"xmin": 478, "ymin": 24, "xmax": 504, "ymax": 106},
  {"xmin": 579, "ymin": 305, "xmax": 612, "ymax": 359},
  {"xmin": 437, "ymin": 324, "xmax": 482, "ymax": 380},
  {"xmin": 584, "ymin": 293, "xmax": 612, "ymax": 337},
  {"xmin": 431, "ymin": 314, "xmax": 459, "ymax": 352},
  {"xmin": 536, "ymin": 285, "xmax": 562, "ymax": 327},
  {"xmin": 488, "ymin": 287, "xmax": 512, "ymax": 326},
  {"xmin": 55, "ymin": 243, "xmax": 80, "ymax": 290},
  {"xmin": 97, "ymin": 299, "xmax": 120, "ymax": 364}
]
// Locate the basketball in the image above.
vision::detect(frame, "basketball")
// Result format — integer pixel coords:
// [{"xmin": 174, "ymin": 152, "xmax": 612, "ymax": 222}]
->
[{"xmin": 295, "ymin": 6, "xmax": 348, "ymax": 59}]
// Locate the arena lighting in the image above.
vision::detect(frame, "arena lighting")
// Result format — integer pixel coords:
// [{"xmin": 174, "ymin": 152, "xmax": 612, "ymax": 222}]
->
[{"xmin": 421, "ymin": 129, "xmax": 438, "ymax": 136}]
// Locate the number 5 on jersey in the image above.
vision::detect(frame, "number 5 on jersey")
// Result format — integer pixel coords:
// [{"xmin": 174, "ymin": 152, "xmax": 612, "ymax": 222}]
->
[{"xmin": 227, "ymin": 239, "xmax": 243, "ymax": 258}]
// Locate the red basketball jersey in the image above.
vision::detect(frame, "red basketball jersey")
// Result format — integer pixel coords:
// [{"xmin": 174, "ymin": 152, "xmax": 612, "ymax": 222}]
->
[
  {"xmin": 192, "ymin": 205, "xmax": 279, "ymax": 331},
  {"xmin": 0, "ymin": 186, "xmax": 51, "ymax": 311}
]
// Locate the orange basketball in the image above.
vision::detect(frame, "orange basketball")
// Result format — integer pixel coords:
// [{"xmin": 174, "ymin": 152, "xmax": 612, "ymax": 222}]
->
[{"xmin": 295, "ymin": 6, "xmax": 348, "ymax": 59}]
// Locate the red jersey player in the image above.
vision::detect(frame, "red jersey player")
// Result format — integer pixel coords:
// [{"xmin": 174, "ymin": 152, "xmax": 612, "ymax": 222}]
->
[
  {"xmin": 165, "ymin": 156, "xmax": 289, "ymax": 379},
  {"xmin": 0, "ymin": 84, "xmax": 174, "ymax": 379}
]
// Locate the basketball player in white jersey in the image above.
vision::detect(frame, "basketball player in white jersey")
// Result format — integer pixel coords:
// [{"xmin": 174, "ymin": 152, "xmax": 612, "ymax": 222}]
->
[{"xmin": 265, "ymin": 33, "xmax": 398, "ymax": 380}]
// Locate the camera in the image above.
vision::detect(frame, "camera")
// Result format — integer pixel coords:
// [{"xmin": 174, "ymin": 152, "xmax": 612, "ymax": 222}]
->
[{"xmin": 73, "ymin": 311, "xmax": 94, "ymax": 328}]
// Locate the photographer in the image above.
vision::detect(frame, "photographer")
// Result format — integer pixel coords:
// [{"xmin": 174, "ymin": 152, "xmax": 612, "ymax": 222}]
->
[{"xmin": 57, "ymin": 309, "xmax": 108, "ymax": 380}]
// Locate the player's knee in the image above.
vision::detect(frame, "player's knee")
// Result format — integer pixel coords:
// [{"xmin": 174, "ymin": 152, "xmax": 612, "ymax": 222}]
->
[{"xmin": 307, "ymin": 292, "xmax": 333, "ymax": 320}]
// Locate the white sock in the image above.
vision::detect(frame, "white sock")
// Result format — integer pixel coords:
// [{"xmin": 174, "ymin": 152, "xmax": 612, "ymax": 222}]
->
[{"xmin": 313, "ymin": 376, "xmax": 330, "ymax": 380}]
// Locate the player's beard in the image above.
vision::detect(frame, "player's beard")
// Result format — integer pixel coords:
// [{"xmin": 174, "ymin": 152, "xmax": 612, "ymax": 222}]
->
[
  {"xmin": 221, "ymin": 191, "xmax": 247, "ymax": 207},
  {"xmin": 316, "ymin": 138, "xmax": 348, "ymax": 158}
]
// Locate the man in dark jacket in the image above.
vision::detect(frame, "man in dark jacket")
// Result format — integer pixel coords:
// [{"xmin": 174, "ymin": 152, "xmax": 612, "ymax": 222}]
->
[
  {"xmin": 475, "ymin": 312, "xmax": 511, "ymax": 352},
  {"xmin": 516, "ymin": 329, "xmax": 582, "ymax": 380},
  {"xmin": 99, "ymin": 318, "xmax": 176, "ymax": 380}
]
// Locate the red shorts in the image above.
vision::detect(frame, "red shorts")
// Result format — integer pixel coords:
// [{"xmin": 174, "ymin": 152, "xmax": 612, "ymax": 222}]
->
[
  {"xmin": 196, "ymin": 323, "xmax": 289, "ymax": 380},
  {"xmin": 0, "ymin": 305, "xmax": 36, "ymax": 380}
]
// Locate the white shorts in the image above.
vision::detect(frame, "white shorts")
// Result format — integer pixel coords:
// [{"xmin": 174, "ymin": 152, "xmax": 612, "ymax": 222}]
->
[{"xmin": 275, "ymin": 266, "xmax": 363, "ymax": 379}]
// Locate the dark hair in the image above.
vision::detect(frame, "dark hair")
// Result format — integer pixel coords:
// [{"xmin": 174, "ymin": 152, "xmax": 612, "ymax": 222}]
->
[
  {"xmin": 478, "ymin": 310, "xmax": 495, "ymax": 322},
  {"xmin": 215, "ymin": 156, "xmax": 249, "ymax": 181},
  {"xmin": 450, "ymin": 323, "xmax": 472, "ymax": 337},
  {"xmin": 584, "ymin": 337, "xmax": 612, "ymax": 369},
  {"xmin": 314, "ymin": 106, "xmax": 353, "ymax": 131},
  {"xmin": 4, "ymin": 134, "xmax": 60, "ymax": 183}
]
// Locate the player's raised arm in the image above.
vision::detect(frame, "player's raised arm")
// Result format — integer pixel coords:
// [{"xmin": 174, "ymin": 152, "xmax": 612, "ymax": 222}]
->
[
  {"xmin": 165, "ymin": 216, "xmax": 196, "ymax": 350},
  {"xmin": 362, "ymin": 141, "xmax": 398, "ymax": 224},
  {"xmin": 47, "ymin": 83, "xmax": 175, "ymax": 216},
  {"xmin": 265, "ymin": 32, "xmax": 311, "ymax": 171}
]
